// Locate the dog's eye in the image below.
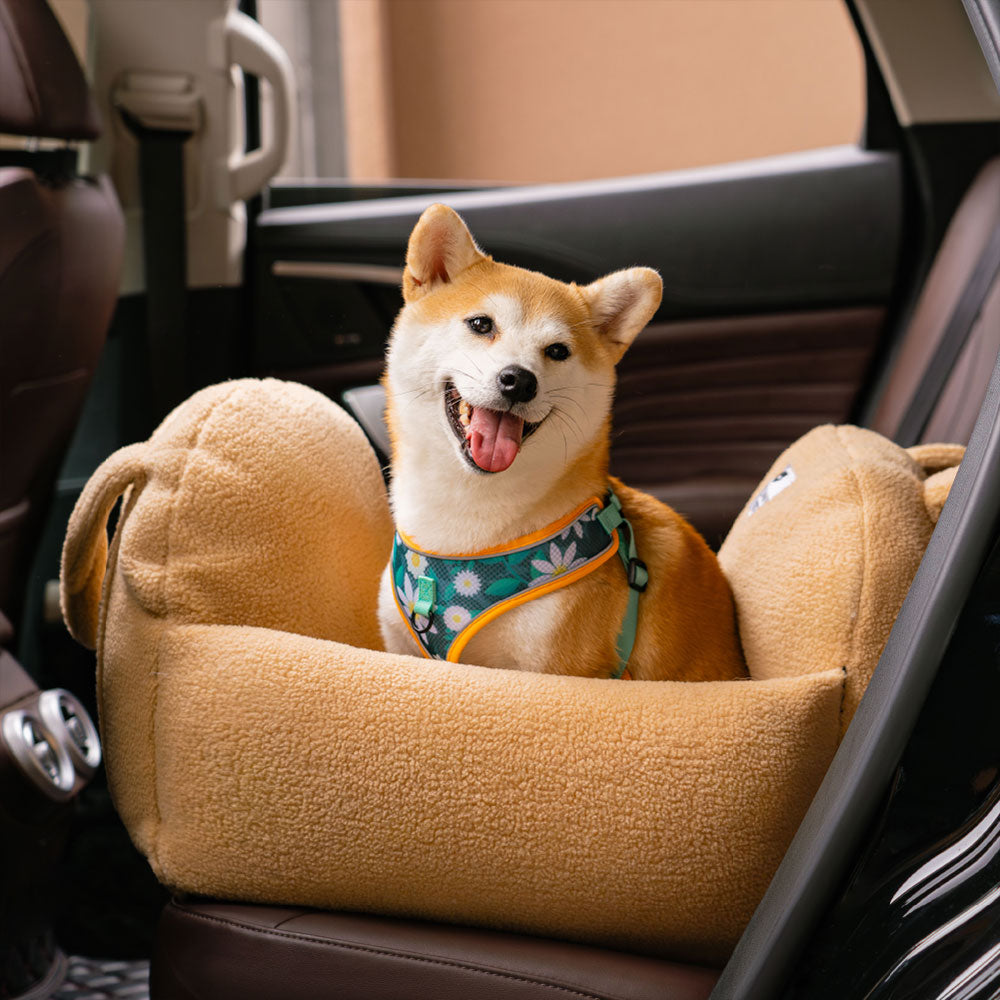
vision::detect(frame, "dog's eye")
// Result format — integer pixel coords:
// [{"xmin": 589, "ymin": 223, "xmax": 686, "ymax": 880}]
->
[
  {"xmin": 544, "ymin": 343, "xmax": 570, "ymax": 361},
  {"xmin": 466, "ymin": 315, "xmax": 493, "ymax": 336}
]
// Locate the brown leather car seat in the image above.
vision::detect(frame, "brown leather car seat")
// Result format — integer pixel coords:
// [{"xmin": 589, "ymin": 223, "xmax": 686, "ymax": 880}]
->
[
  {"xmin": 0, "ymin": 0, "xmax": 124, "ymax": 629},
  {"xmin": 870, "ymin": 156, "xmax": 1000, "ymax": 447},
  {"xmin": 148, "ymin": 156, "xmax": 1000, "ymax": 999}
]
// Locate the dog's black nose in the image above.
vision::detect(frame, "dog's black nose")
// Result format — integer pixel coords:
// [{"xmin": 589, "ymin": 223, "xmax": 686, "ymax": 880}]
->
[{"xmin": 497, "ymin": 365, "xmax": 537, "ymax": 403}]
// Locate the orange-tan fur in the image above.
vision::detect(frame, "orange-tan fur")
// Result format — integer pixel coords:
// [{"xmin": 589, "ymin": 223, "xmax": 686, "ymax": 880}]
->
[
  {"xmin": 540, "ymin": 479, "xmax": 747, "ymax": 680},
  {"xmin": 378, "ymin": 204, "xmax": 747, "ymax": 682}
]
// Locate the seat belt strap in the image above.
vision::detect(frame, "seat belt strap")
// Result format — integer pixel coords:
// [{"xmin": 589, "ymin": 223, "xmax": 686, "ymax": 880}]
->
[
  {"xmin": 120, "ymin": 113, "xmax": 193, "ymax": 426},
  {"xmin": 896, "ymin": 222, "xmax": 1000, "ymax": 447}
]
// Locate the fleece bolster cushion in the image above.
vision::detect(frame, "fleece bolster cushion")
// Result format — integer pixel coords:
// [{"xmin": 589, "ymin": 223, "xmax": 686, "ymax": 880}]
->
[
  {"xmin": 719, "ymin": 424, "xmax": 957, "ymax": 733},
  {"xmin": 61, "ymin": 379, "xmax": 957, "ymax": 962}
]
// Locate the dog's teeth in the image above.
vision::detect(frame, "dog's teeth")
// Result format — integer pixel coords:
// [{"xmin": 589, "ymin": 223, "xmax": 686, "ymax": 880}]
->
[
  {"xmin": 459, "ymin": 412, "xmax": 470, "ymax": 427},
  {"xmin": 458, "ymin": 399, "xmax": 470, "ymax": 416}
]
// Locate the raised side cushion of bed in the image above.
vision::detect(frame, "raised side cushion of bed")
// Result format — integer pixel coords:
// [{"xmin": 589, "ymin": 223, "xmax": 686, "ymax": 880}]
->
[{"xmin": 59, "ymin": 379, "xmax": 959, "ymax": 964}]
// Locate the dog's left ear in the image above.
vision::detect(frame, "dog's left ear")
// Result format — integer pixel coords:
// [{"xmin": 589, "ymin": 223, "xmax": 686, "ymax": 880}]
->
[
  {"xmin": 403, "ymin": 204, "xmax": 487, "ymax": 302},
  {"xmin": 581, "ymin": 268, "xmax": 663, "ymax": 361}
]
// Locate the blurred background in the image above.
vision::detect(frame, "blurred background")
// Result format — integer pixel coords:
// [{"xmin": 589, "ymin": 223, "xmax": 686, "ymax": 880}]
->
[{"xmin": 48, "ymin": 0, "xmax": 864, "ymax": 184}]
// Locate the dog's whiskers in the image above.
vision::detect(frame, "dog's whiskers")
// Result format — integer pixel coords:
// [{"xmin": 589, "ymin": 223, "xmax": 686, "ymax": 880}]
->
[
  {"xmin": 549, "ymin": 380, "xmax": 613, "ymax": 393},
  {"xmin": 549, "ymin": 404, "xmax": 585, "ymax": 443},
  {"xmin": 460, "ymin": 350, "xmax": 484, "ymax": 376},
  {"xmin": 548, "ymin": 406, "xmax": 578, "ymax": 466},
  {"xmin": 547, "ymin": 390, "xmax": 589, "ymax": 419},
  {"xmin": 394, "ymin": 385, "xmax": 436, "ymax": 400}
]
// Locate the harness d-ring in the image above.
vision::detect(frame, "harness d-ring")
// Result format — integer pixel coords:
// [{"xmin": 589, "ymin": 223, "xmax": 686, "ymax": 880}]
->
[{"xmin": 410, "ymin": 608, "xmax": 435, "ymax": 634}]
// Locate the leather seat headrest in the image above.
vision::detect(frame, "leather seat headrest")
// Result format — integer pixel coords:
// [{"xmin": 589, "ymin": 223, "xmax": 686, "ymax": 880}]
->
[{"xmin": 0, "ymin": 0, "xmax": 100, "ymax": 140}]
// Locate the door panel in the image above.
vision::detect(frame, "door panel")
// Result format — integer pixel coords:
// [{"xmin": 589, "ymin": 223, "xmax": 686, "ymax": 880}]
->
[
  {"xmin": 613, "ymin": 308, "xmax": 885, "ymax": 544},
  {"xmin": 249, "ymin": 146, "xmax": 902, "ymax": 542},
  {"xmin": 254, "ymin": 146, "xmax": 900, "ymax": 319}
]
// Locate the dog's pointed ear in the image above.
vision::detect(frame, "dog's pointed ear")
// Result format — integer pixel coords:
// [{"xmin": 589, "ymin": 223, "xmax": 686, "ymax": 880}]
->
[
  {"xmin": 403, "ymin": 204, "xmax": 486, "ymax": 302},
  {"xmin": 580, "ymin": 268, "xmax": 662, "ymax": 361}
]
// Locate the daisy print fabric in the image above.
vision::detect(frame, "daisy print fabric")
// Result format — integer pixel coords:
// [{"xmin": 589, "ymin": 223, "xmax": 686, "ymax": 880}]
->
[{"xmin": 390, "ymin": 499, "xmax": 616, "ymax": 661}]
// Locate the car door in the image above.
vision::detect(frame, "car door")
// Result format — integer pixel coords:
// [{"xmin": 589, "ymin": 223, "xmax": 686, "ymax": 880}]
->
[
  {"xmin": 242, "ymin": 1, "xmax": 903, "ymax": 548},
  {"xmin": 250, "ymin": 146, "xmax": 900, "ymax": 546}
]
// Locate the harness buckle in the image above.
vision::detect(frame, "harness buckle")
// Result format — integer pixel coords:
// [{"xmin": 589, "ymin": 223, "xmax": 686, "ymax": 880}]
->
[{"xmin": 627, "ymin": 558, "xmax": 648, "ymax": 592}]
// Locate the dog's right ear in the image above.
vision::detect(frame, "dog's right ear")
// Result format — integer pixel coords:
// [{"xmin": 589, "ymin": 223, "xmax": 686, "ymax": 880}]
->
[{"xmin": 403, "ymin": 204, "xmax": 486, "ymax": 302}]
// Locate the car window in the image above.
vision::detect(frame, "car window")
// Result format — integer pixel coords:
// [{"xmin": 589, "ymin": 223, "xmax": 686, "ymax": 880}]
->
[{"xmin": 259, "ymin": 0, "xmax": 864, "ymax": 183}]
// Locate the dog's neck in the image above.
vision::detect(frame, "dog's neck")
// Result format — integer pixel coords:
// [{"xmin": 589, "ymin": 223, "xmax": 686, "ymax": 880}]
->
[{"xmin": 389, "ymin": 436, "xmax": 609, "ymax": 554}]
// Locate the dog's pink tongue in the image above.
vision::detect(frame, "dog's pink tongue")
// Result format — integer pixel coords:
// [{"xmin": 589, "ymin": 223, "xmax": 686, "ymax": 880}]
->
[{"xmin": 468, "ymin": 407, "xmax": 524, "ymax": 472}]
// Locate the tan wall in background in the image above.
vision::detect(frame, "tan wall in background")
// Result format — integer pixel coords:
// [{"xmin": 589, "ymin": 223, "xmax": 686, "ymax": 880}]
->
[
  {"xmin": 50, "ymin": 0, "xmax": 88, "ymax": 68},
  {"xmin": 340, "ymin": 0, "xmax": 397, "ymax": 179},
  {"xmin": 345, "ymin": 0, "xmax": 864, "ymax": 183},
  {"xmin": 36, "ymin": 0, "xmax": 864, "ymax": 188}
]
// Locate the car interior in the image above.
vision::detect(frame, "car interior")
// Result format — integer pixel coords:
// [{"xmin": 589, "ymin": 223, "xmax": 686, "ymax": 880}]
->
[{"xmin": 3, "ymin": 0, "xmax": 1000, "ymax": 997}]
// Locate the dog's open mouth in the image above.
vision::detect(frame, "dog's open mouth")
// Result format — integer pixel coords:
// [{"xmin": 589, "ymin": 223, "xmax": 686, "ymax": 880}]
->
[{"xmin": 445, "ymin": 382, "xmax": 540, "ymax": 474}]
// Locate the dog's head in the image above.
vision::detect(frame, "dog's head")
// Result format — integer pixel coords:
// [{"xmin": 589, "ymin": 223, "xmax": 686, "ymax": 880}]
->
[{"xmin": 385, "ymin": 204, "xmax": 662, "ymax": 481}]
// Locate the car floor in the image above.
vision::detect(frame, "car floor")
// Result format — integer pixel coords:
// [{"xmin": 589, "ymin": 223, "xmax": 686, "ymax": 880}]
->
[{"xmin": 51, "ymin": 957, "xmax": 149, "ymax": 1000}]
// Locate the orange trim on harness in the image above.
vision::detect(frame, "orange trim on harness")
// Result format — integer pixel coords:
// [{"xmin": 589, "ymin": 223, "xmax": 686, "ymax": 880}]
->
[
  {"xmin": 396, "ymin": 495, "xmax": 603, "ymax": 559},
  {"xmin": 390, "ymin": 490, "xmax": 641, "ymax": 678},
  {"xmin": 446, "ymin": 531, "xmax": 620, "ymax": 662}
]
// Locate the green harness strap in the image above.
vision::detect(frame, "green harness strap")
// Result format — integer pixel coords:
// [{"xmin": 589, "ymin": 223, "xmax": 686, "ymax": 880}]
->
[
  {"xmin": 393, "ymin": 488, "xmax": 647, "ymax": 677},
  {"xmin": 597, "ymin": 492, "xmax": 648, "ymax": 679}
]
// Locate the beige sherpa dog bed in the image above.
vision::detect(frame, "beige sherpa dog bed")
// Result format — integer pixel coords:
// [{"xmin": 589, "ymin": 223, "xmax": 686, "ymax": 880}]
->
[{"xmin": 60, "ymin": 379, "xmax": 961, "ymax": 964}]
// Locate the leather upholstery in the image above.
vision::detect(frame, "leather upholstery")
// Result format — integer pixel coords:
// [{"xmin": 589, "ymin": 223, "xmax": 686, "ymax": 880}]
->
[
  {"xmin": 0, "ymin": 0, "xmax": 100, "ymax": 140},
  {"xmin": 872, "ymin": 157, "xmax": 1000, "ymax": 445},
  {"xmin": 0, "ymin": 0, "xmax": 123, "ymax": 624},
  {"xmin": 613, "ymin": 307, "xmax": 884, "ymax": 545},
  {"xmin": 0, "ymin": 167, "xmax": 123, "ymax": 623},
  {"xmin": 151, "ymin": 900, "xmax": 719, "ymax": 1000}
]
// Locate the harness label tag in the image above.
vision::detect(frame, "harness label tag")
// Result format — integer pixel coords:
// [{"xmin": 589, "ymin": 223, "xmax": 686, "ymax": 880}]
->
[
  {"xmin": 414, "ymin": 576, "xmax": 436, "ymax": 617},
  {"xmin": 747, "ymin": 465, "xmax": 796, "ymax": 516}
]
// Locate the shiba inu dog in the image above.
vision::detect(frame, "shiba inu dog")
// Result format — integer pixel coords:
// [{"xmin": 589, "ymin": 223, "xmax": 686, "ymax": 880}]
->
[{"xmin": 377, "ymin": 204, "xmax": 746, "ymax": 682}]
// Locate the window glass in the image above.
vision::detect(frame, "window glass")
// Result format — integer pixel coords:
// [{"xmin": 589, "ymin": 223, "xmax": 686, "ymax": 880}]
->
[{"xmin": 260, "ymin": 0, "xmax": 864, "ymax": 183}]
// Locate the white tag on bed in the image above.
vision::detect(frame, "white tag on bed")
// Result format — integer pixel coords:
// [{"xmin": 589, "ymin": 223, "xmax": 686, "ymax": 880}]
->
[{"xmin": 747, "ymin": 465, "xmax": 796, "ymax": 516}]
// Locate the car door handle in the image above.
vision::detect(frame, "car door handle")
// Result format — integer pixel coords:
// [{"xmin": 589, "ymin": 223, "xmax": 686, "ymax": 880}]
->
[
  {"xmin": 210, "ymin": 8, "xmax": 296, "ymax": 208},
  {"xmin": 272, "ymin": 261, "xmax": 405, "ymax": 286}
]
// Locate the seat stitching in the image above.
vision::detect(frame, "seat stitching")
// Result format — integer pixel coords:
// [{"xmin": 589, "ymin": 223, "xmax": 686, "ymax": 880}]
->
[{"xmin": 172, "ymin": 907, "xmax": 611, "ymax": 1000}]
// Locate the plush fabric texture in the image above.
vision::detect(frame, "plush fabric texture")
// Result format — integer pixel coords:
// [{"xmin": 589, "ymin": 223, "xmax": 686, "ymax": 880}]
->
[
  {"xmin": 62, "ymin": 380, "xmax": 391, "ymax": 653},
  {"xmin": 60, "ymin": 380, "xmax": 960, "ymax": 963},
  {"xmin": 718, "ymin": 425, "xmax": 961, "ymax": 735}
]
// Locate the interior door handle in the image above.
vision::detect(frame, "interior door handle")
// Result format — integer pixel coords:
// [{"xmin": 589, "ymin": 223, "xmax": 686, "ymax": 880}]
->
[{"xmin": 210, "ymin": 9, "xmax": 296, "ymax": 208}]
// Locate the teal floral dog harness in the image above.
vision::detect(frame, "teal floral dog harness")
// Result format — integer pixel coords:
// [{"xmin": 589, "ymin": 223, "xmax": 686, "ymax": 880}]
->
[{"xmin": 390, "ymin": 489, "xmax": 648, "ymax": 677}]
